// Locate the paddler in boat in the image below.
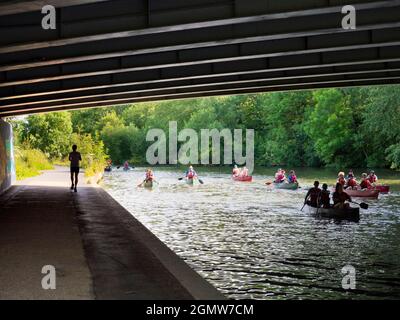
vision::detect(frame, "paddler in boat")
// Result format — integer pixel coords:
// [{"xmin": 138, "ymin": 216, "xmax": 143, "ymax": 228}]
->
[
  {"xmin": 337, "ymin": 172, "xmax": 346, "ymax": 186},
  {"xmin": 333, "ymin": 183, "xmax": 351, "ymax": 209},
  {"xmin": 139, "ymin": 168, "xmax": 156, "ymax": 186},
  {"xmin": 275, "ymin": 168, "xmax": 286, "ymax": 183},
  {"xmin": 240, "ymin": 167, "xmax": 249, "ymax": 177},
  {"xmin": 145, "ymin": 168, "xmax": 155, "ymax": 183},
  {"xmin": 185, "ymin": 165, "xmax": 198, "ymax": 180},
  {"xmin": 368, "ymin": 170, "xmax": 378, "ymax": 184},
  {"xmin": 123, "ymin": 160, "xmax": 130, "ymax": 171},
  {"xmin": 346, "ymin": 172, "xmax": 358, "ymax": 190},
  {"xmin": 346, "ymin": 169, "xmax": 354, "ymax": 180},
  {"xmin": 105, "ymin": 159, "xmax": 112, "ymax": 172},
  {"xmin": 360, "ymin": 173, "xmax": 372, "ymax": 189},
  {"xmin": 287, "ymin": 170, "xmax": 297, "ymax": 184},
  {"xmin": 304, "ymin": 181, "xmax": 321, "ymax": 208},
  {"xmin": 232, "ymin": 165, "xmax": 241, "ymax": 177},
  {"xmin": 318, "ymin": 183, "xmax": 331, "ymax": 208}
]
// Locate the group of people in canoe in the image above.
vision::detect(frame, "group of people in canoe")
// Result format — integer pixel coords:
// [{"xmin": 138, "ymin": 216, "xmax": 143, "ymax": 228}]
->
[
  {"xmin": 274, "ymin": 168, "xmax": 298, "ymax": 184},
  {"xmin": 137, "ymin": 165, "xmax": 200, "ymax": 187},
  {"xmin": 232, "ymin": 165, "xmax": 250, "ymax": 177},
  {"xmin": 305, "ymin": 181, "xmax": 352, "ymax": 210},
  {"xmin": 337, "ymin": 169, "xmax": 378, "ymax": 190},
  {"xmin": 304, "ymin": 170, "xmax": 381, "ymax": 210}
]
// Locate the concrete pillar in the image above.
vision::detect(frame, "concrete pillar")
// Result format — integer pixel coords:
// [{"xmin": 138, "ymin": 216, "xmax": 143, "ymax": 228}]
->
[{"xmin": 0, "ymin": 118, "xmax": 16, "ymax": 193}]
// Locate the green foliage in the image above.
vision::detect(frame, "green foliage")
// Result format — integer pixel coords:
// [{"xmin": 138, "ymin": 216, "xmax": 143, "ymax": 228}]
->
[
  {"xmin": 20, "ymin": 112, "xmax": 73, "ymax": 159},
  {"xmin": 302, "ymin": 88, "xmax": 372, "ymax": 168},
  {"xmin": 15, "ymin": 112, "xmax": 108, "ymax": 178},
  {"xmin": 360, "ymin": 86, "xmax": 400, "ymax": 168},
  {"xmin": 257, "ymin": 91, "xmax": 315, "ymax": 166},
  {"xmin": 15, "ymin": 147, "xmax": 53, "ymax": 180},
  {"xmin": 386, "ymin": 144, "xmax": 400, "ymax": 170},
  {"xmin": 70, "ymin": 133, "xmax": 108, "ymax": 177},
  {"xmin": 100, "ymin": 125, "xmax": 145, "ymax": 164},
  {"xmin": 13, "ymin": 85, "xmax": 400, "ymax": 171}
]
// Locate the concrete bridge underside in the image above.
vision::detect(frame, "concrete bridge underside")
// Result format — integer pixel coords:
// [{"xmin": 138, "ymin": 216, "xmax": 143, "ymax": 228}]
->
[{"xmin": 0, "ymin": 0, "xmax": 399, "ymax": 117}]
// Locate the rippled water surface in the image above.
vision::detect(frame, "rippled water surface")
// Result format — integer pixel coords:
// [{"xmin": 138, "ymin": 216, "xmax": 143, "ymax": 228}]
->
[{"xmin": 102, "ymin": 167, "xmax": 400, "ymax": 299}]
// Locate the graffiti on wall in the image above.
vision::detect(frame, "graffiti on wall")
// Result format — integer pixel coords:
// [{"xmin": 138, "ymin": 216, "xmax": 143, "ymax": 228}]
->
[
  {"xmin": 6, "ymin": 136, "xmax": 15, "ymax": 181},
  {"xmin": 0, "ymin": 135, "xmax": 6, "ymax": 186},
  {"xmin": 0, "ymin": 120, "xmax": 15, "ymax": 191}
]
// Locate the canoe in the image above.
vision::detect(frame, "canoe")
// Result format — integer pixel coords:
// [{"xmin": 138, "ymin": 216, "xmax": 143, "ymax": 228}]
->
[
  {"xmin": 307, "ymin": 205, "xmax": 360, "ymax": 222},
  {"xmin": 143, "ymin": 181, "xmax": 154, "ymax": 189},
  {"xmin": 344, "ymin": 188, "xmax": 379, "ymax": 198},
  {"xmin": 186, "ymin": 178, "xmax": 200, "ymax": 186},
  {"xmin": 374, "ymin": 185, "xmax": 390, "ymax": 193},
  {"xmin": 273, "ymin": 182, "xmax": 299, "ymax": 190},
  {"xmin": 232, "ymin": 175, "xmax": 252, "ymax": 182}
]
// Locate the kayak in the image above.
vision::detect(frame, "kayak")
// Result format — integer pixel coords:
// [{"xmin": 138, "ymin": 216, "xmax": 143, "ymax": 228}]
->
[
  {"xmin": 307, "ymin": 205, "xmax": 360, "ymax": 222},
  {"xmin": 273, "ymin": 182, "xmax": 299, "ymax": 190},
  {"xmin": 232, "ymin": 175, "xmax": 252, "ymax": 182},
  {"xmin": 104, "ymin": 166, "xmax": 112, "ymax": 172},
  {"xmin": 374, "ymin": 185, "xmax": 390, "ymax": 193},
  {"xmin": 186, "ymin": 178, "xmax": 200, "ymax": 186},
  {"xmin": 344, "ymin": 188, "xmax": 380, "ymax": 198}
]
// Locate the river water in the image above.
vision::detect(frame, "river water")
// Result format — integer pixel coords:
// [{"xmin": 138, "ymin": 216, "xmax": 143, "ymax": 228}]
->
[{"xmin": 102, "ymin": 167, "xmax": 400, "ymax": 300}]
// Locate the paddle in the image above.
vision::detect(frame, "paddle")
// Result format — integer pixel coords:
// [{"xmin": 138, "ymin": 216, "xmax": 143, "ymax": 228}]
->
[
  {"xmin": 138, "ymin": 179, "xmax": 159, "ymax": 187},
  {"xmin": 301, "ymin": 195, "xmax": 310, "ymax": 211},
  {"xmin": 178, "ymin": 177, "xmax": 204, "ymax": 184},
  {"xmin": 351, "ymin": 200, "xmax": 369, "ymax": 210}
]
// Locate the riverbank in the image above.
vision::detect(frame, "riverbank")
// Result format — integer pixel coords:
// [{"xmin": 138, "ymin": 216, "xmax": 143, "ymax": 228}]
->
[{"xmin": 0, "ymin": 167, "xmax": 223, "ymax": 299}]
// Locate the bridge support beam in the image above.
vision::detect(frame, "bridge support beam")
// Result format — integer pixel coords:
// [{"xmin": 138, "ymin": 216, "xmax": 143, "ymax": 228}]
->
[{"xmin": 0, "ymin": 118, "xmax": 15, "ymax": 193}]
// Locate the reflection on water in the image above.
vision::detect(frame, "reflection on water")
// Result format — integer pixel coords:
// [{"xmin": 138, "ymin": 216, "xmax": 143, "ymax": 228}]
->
[{"xmin": 102, "ymin": 167, "xmax": 400, "ymax": 299}]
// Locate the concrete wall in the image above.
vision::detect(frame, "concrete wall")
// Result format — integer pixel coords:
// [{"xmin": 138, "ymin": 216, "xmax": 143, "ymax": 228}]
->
[{"xmin": 0, "ymin": 118, "xmax": 15, "ymax": 194}]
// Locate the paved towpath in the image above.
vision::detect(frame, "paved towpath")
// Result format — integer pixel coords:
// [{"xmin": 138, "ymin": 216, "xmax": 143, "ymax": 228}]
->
[{"xmin": 0, "ymin": 167, "xmax": 223, "ymax": 300}]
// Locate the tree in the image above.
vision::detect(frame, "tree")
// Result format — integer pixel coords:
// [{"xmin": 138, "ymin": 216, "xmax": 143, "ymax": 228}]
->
[
  {"xmin": 361, "ymin": 85, "xmax": 400, "ymax": 168},
  {"xmin": 21, "ymin": 112, "xmax": 73, "ymax": 158},
  {"xmin": 303, "ymin": 89, "xmax": 362, "ymax": 167}
]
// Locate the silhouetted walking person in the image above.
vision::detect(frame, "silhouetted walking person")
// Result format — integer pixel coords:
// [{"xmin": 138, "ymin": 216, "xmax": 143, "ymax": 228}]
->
[{"xmin": 69, "ymin": 145, "xmax": 82, "ymax": 192}]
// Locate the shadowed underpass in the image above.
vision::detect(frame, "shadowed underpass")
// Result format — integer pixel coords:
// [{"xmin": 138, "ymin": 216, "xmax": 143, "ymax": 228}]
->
[{"xmin": 0, "ymin": 167, "xmax": 223, "ymax": 299}]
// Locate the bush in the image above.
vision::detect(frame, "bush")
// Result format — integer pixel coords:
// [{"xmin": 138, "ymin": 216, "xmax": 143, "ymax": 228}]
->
[
  {"xmin": 15, "ymin": 147, "xmax": 53, "ymax": 180},
  {"xmin": 70, "ymin": 133, "xmax": 108, "ymax": 177}
]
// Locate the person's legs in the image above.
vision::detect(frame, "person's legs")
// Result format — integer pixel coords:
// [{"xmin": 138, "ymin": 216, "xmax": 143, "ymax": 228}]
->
[
  {"xmin": 74, "ymin": 171, "xmax": 79, "ymax": 191},
  {"xmin": 70, "ymin": 171, "xmax": 74, "ymax": 189}
]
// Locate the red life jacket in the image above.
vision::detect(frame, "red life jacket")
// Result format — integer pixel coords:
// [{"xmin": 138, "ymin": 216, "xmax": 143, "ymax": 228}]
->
[
  {"xmin": 347, "ymin": 178, "xmax": 357, "ymax": 187},
  {"xmin": 360, "ymin": 179, "xmax": 372, "ymax": 189}
]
